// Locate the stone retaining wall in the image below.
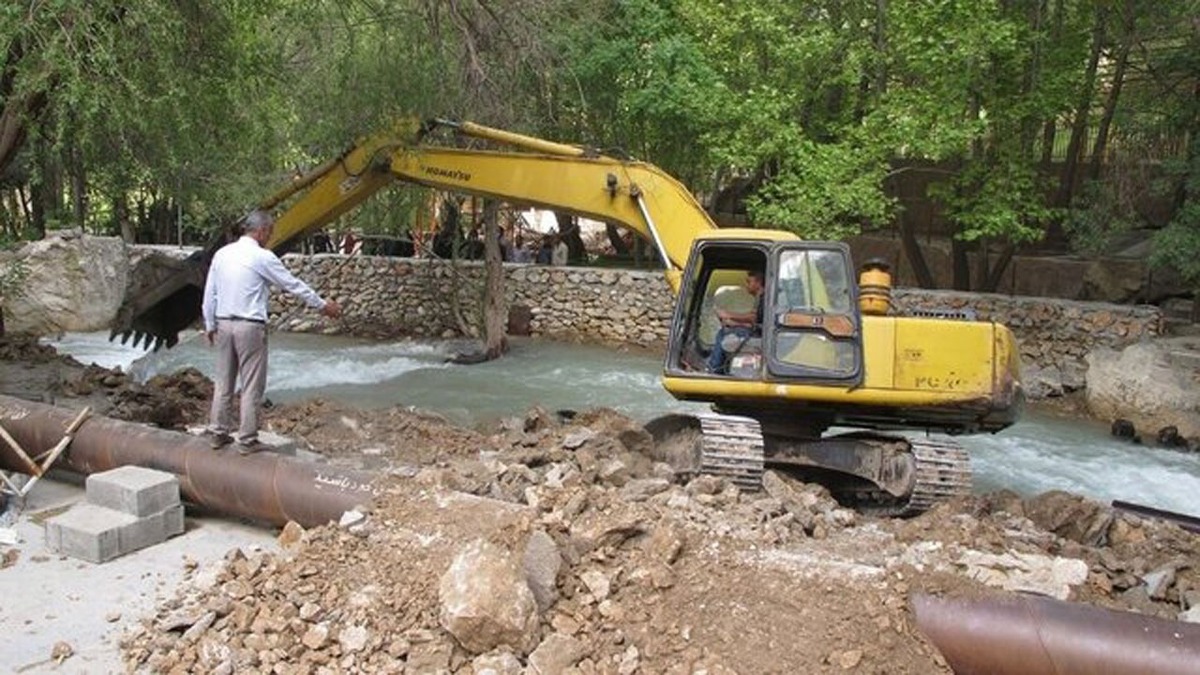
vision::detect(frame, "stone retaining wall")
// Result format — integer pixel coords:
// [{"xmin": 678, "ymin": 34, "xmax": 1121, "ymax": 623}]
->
[{"xmin": 271, "ymin": 255, "xmax": 1163, "ymax": 396}]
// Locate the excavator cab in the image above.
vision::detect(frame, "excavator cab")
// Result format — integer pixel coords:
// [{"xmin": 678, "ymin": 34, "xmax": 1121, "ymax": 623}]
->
[{"xmin": 667, "ymin": 236, "xmax": 864, "ymax": 388}]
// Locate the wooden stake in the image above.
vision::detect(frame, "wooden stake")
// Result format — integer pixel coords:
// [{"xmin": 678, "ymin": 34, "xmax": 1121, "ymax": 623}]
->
[
  {"xmin": 0, "ymin": 471, "xmax": 24, "ymax": 495},
  {"xmin": 0, "ymin": 423, "xmax": 42, "ymax": 477},
  {"xmin": 19, "ymin": 406, "xmax": 91, "ymax": 497}
]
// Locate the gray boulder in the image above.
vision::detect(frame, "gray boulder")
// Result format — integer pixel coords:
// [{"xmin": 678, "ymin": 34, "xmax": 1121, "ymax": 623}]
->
[
  {"xmin": 1086, "ymin": 339, "xmax": 1200, "ymax": 439},
  {"xmin": 1, "ymin": 232, "xmax": 129, "ymax": 335},
  {"xmin": 522, "ymin": 529, "xmax": 562, "ymax": 613},
  {"xmin": 440, "ymin": 539, "xmax": 541, "ymax": 656}
]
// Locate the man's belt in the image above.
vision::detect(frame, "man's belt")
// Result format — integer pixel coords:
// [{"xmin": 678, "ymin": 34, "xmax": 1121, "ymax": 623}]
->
[{"xmin": 217, "ymin": 315, "xmax": 267, "ymax": 325}]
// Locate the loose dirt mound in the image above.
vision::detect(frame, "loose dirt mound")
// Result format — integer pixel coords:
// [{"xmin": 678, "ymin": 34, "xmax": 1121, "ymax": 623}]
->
[
  {"xmin": 265, "ymin": 400, "xmax": 491, "ymax": 468},
  {"xmin": 0, "ymin": 334, "xmax": 63, "ymax": 363},
  {"xmin": 0, "ymin": 337, "xmax": 211, "ymax": 429},
  {"xmin": 121, "ymin": 406, "xmax": 1200, "ymax": 674},
  {"xmin": 62, "ymin": 364, "xmax": 212, "ymax": 429}
]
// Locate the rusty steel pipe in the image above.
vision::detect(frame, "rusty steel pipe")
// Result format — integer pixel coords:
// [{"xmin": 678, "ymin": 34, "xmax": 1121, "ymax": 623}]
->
[
  {"xmin": 0, "ymin": 395, "xmax": 378, "ymax": 528},
  {"xmin": 912, "ymin": 592, "xmax": 1200, "ymax": 675}
]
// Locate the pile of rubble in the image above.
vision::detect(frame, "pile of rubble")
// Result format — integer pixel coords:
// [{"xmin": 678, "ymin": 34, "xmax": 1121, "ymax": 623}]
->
[
  {"xmin": 119, "ymin": 402, "xmax": 1200, "ymax": 674},
  {"xmin": 62, "ymin": 365, "xmax": 213, "ymax": 429}
]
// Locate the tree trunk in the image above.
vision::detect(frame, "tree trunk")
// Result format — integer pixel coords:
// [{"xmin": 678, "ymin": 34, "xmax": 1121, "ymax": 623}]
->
[
  {"xmin": 1020, "ymin": 0, "xmax": 1046, "ymax": 161},
  {"xmin": 1055, "ymin": 5, "xmax": 1106, "ymax": 209},
  {"xmin": 984, "ymin": 244, "xmax": 1016, "ymax": 292},
  {"xmin": 482, "ymin": 200, "xmax": 508, "ymax": 360},
  {"xmin": 16, "ymin": 187, "xmax": 31, "ymax": 234},
  {"xmin": 0, "ymin": 191, "xmax": 18, "ymax": 237},
  {"xmin": 1088, "ymin": 0, "xmax": 1136, "ymax": 181},
  {"xmin": 554, "ymin": 212, "xmax": 586, "ymax": 262},
  {"xmin": 116, "ymin": 194, "xmax": 135, "ymax": 243},
  {"xmin": 875, "ymin": 0, "xmax": 888, "ymax": 97},
  {"xmin": 975, "ymin": 238, "xmax": 990, "ymax": 292},
  {"xmin": 953, "ymin": 93, "xmax": 985, "ymax": 291},
  {"xmin": 898, "ymin": 207, "xmax": 936, "ymax": 288},
  {"xmin": 70, "ymin": 143, "xmax": 86, "ymax": 230},
  {"xmin": 1040, "ymin": 0, "xmax": 1066, "ymax": 167},
  {"xmin": 605, "ymin": 223, "xmax": 629, "ymax": 255},
  {"xmin": 951, "ymin": 239, "xmax": 971, "ymax": 292},
  {"xmin": 0, "ymin": 86, "xmax": 48, "ymax": 182}
]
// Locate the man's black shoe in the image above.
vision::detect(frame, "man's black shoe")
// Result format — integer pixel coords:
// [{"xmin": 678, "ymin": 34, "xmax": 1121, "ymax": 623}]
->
[
  {"xmin": 236, "ymin": 441, "xmax": 268, "ymax": 456},
  {"xmin": 209, "ymin": 432, "xmax": 233, "ymax": 449}
]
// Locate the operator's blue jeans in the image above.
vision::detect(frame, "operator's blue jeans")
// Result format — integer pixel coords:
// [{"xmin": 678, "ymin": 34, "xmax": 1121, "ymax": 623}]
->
[{"xmin": 707, "ymin": 326, "xmax": 751, "ymax": 373}]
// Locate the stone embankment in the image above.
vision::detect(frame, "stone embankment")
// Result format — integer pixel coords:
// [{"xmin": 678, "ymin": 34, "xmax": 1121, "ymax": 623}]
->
[
  {"xmin": 272, "ymin": 257, "xmax": 675, "ymax": 346},
  {"xmin": 272, "ymin": 255, "xmax": 1162, "ymax": 399}
]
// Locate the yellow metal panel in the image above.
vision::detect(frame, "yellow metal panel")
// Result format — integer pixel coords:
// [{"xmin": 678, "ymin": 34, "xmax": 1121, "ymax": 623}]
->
[
  {"xmin": 860, "ymin": 316, "xmax": 896, "ymax": 389},
  {"xmin": 892, "ymin": 319, "xmax": 995, "ymax": 396},
  {"xmin": 697, "ymin": 228, "xmax": 799, "ymax": 243},
  {"xmin": 661, "ymin": 376, "xmax": 976, "ymax": 406}
]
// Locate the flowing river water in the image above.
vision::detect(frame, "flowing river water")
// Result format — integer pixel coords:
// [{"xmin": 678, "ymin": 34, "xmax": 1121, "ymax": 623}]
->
[{"xmin": 48, "ymin": 331, "xmax": 1200, "ymax": 517}]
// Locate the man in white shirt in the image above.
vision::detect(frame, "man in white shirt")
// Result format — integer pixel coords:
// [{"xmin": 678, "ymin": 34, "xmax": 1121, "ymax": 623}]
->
[{"xmin": 201, "ymin": 210, "xmax": 342, "ymax": 453}]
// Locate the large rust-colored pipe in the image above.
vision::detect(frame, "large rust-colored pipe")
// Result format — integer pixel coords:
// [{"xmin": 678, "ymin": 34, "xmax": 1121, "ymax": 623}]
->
[
  {"xmin": 0, "ymin": 395, "xmax": 378, "ymax": 528},
  {"xmin": 912, "ymin": 592, "xmax": 1200, "ymax": 675}
]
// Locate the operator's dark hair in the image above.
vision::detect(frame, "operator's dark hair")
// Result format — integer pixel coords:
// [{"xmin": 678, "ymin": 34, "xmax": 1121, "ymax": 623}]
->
[{"xmin": 747, "ymin": 269, "xmax": 765, "ymax": 282}]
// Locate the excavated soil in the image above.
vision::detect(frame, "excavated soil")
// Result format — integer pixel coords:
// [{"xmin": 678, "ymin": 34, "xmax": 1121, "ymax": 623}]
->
[{"xmin": 2, "ymin": 336, "xmax": 1198, "ymax": 674}]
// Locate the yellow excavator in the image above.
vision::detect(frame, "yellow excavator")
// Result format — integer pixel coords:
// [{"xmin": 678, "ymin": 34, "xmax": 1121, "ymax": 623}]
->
[{"xmin": 112, "ymin": 118, "xmax": 1023, "ymax": 515}]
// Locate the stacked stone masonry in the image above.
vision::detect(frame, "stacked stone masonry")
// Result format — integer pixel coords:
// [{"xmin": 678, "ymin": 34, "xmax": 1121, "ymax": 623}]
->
[
  {"xmin": 270, "ymin": 255, "xmax": 1162, "ymax": 394},
  {"xmin": 44, "ymin": 466, "xmax": 185, "ymax": 563}
]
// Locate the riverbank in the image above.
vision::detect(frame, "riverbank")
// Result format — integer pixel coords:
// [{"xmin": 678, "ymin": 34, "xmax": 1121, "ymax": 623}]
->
[{"xmin": 1, "ymin": 335, "xmax": 1198, "ymax": 672}]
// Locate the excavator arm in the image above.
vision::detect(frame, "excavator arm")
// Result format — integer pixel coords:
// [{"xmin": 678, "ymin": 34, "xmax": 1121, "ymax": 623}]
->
[{"xmin": 111, "ymin": 119, "xmax": 716, "ymax": 350}]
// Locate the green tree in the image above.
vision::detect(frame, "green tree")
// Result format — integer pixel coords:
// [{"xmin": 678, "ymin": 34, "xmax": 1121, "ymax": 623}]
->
[
  {"xmin": 0, "ymin": 1, "xmax": 300, "ymax": 240},
  {"xmin": 1147, "ymin": 7, "xmax": 1200, "ymax": 309}
]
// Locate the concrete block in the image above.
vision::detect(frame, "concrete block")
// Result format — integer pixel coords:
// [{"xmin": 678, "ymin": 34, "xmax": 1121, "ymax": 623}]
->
[
  {"xmin": 118, "ymin": 504, "xmax": 185, "ymax": 553},
  {"xmin": 86, "ymin": 466, "xmax": 180, "ymax": 517},
  {"xmin": 45, "ymin": 504, "xmax": 138, "ymax": 563}
]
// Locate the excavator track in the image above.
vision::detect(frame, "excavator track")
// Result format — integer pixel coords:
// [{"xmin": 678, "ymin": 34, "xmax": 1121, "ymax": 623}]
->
[
  {"xmin": 696, "ymin": 412, "xmax": 764, "ymax": 490},
  {"xmin": 693, "ymin": 413, "xmax": 971, "ymax": 515},
  {"xmin": 845, "ymin": 436, "xmax": 973, "ymax": 517},
  {"xmin": 902, "ymin": 436, "xmax": 973, "ymax": 514}
]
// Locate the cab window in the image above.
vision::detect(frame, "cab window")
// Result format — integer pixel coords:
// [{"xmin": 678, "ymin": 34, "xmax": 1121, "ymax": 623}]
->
[{"xmin": 770, "ymin": 248, "xmax": 860, "ymax": 380}]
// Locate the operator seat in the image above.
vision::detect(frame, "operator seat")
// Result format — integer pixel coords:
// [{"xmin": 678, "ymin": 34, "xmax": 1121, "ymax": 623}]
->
[{"xmin": 697, "ymin": 284, "xmax": 757, "ymax": 352}]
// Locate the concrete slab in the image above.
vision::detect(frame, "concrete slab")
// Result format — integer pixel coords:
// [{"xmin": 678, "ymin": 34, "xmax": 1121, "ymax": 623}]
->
[
  {"xmin": 86, "ymin": 466, "xmax": 180, "ymax": 517},
  {"xmin": 44, "ymin": 503, "xmax": 138, "ymax": 563},
  {"xmin": 117, "ymin": 504, "xmax": 185, "ymax": 555},
  {"xmin": 0, "ymin": 477, "xmax": 278, "ymax": 674}
]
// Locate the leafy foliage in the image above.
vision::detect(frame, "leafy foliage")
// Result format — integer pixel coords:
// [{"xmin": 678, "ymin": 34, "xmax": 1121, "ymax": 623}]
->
[{"xmin": 0, "ymin": 0, "xmax": 1196, "ymax": 294}]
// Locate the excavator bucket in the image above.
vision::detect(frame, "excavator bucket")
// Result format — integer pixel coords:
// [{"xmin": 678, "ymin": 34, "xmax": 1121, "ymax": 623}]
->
[{"xmin": 110, "ymin": 233, "xmax": 232, "ymax": 351}]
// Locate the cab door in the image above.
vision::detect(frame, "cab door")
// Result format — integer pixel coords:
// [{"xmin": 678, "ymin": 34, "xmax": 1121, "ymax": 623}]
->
[{"xmin": 766, "ymin": 243, "xmax": 864, "ymax": 387}]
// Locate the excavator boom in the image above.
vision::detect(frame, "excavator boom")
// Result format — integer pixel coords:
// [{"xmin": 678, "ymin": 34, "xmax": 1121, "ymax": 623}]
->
[{"xmin": 111, "ymin": 119, "xmax": 710, "ymax": 349}]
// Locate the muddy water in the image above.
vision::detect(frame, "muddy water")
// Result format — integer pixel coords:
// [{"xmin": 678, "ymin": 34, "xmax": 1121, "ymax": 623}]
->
[{"xmin": 48, "ymin": 331, "xmax": 1200, "ymax": 516}]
